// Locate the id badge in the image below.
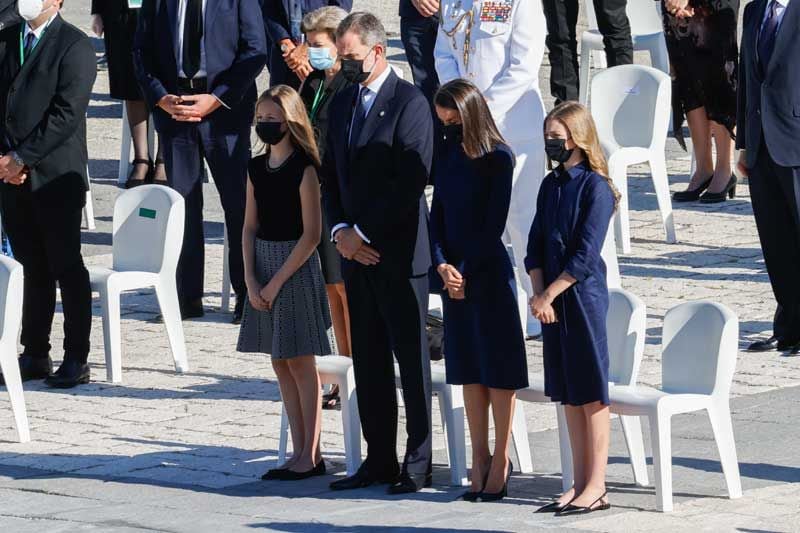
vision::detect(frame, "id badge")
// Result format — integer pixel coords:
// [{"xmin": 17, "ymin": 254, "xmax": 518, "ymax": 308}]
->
[{"xmin": 128, "ymin": 0, "xmax": 143, "ymax": 8}]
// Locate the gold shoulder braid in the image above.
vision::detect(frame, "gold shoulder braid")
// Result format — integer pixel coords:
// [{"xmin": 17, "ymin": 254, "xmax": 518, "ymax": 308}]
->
[{"xmin": 439, "ymin": 6, "xmax": 475, "ymax": 72}]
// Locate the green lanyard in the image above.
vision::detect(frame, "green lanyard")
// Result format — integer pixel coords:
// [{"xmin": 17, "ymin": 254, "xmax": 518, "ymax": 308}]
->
[
  {"xmin": 19, "ymin": 23, "xmax": 49, "ymax": 66},
  {"xmin": 309, "ymin": 80, "xmax": 327, "ymax": 124}
]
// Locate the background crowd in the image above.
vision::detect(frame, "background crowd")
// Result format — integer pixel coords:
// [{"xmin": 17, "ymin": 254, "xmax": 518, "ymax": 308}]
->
[{"xmin": 0, "ymin": 0, "xmax": 798, "ymax": 520}]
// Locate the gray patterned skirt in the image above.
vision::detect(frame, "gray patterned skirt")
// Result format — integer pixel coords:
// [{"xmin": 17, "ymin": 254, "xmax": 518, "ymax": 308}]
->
[{"xmin": 237, "ymin": 239, "xmax": 333, "ymax": 359}]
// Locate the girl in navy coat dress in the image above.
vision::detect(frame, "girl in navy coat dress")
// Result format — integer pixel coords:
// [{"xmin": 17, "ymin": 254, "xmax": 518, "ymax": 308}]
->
[
  {"xmin": 431, "ymin": 80, "xmax": 528, "ymax": 503},
  {"xmin": 525, "ymin": 102, "xmax": 619, "ymax": 516}
]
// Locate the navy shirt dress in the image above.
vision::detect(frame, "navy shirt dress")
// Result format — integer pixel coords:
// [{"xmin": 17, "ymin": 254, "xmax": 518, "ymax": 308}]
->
[
  {"xmin": 525, "ymin": 162, "xmax": 616, "ymax": 406},
  {"xmin": 430, "ymin": 143, "xmax": 529, "ymax": 390}
]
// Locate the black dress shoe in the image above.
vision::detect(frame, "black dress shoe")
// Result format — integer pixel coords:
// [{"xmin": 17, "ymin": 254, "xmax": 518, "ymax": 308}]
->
[
  {"xmin": 673, "ymin": 176, "xmax": 712, "ymax": 202},
  {"xmin": 0, "ymin": 354, "xmax": 52, "ymax": 385},
  {"xmin": 329, "ymin": 466, "xmax": 398, "ymax": 491},
  {"xmin": 261, "ymin": 467, "xmax": 289, "ymax": 480},
  {"xmin": 387, "ymin": 472, "xmax": 432, "ymax": 494},
  {"xmin": 231, "ymin": 298, "xmax": 244, "ymax": 325},
  {"xmin": 278, "ymin": 460, "xmax": 327, "ymax": 481},
  {"xmin": 478, "ymin": 460, "xmax": 513, "ymax": 502},
  {"xmin": 790, "ymin": 344, "xmax": 800, "ymax": 356},
  {"xmin": 556, "ymin": 491, "xmax": 611, "ymax": 517},
  {"xmin": 45, "ymin": 360, "xmax": 90, "ymax": 389},
  {"xmin": 747, "ymin": 336, "xmax": 798, "ymax": 352},
  {"xmin": 699, "ymin": 175, "xmax": 737, "ymax": 203},
  {"xmin": 535, "ymin": 500, "xmax": 569, "ymax": 513}
]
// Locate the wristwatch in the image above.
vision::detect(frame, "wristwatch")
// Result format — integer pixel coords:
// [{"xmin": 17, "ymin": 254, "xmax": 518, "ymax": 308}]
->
[{"xmin": 9, "ymin": 151, "xmax": 25, "ymax": 168}]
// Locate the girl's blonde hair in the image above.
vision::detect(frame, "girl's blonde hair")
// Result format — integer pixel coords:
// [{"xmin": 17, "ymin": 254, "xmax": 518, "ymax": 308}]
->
[
  {"xmin": 545, "ymin": 101, "xmax": 621, "ymax": 209},
  {"xmin": 255, "ymin": 85, "xmax": 321, "ymax": 168}
]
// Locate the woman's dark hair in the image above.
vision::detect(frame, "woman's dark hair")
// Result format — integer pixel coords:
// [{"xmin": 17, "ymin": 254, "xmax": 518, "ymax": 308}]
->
[{"xmin": 434, "ymin": 79, "xmax": 506, "ymax": 159}]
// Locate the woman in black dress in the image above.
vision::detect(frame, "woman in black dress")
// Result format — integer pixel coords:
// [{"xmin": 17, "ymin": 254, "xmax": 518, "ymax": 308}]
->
[
  {"xmin": 663, "ymin": 0, "xmax": 740, "ymax": 203},
  {"xmin": 92, "ymin": 0, "xmax": 165, "ymax": 187},
  {"xmin": 298, "ymin": 6, "xmax": 351, "ymax": 409}
]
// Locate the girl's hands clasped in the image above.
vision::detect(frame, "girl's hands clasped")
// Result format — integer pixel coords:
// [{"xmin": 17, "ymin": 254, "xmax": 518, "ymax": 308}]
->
[
  {"xmin": 438, "ymin": 264, "xmax": 466, "ymax": 300},
  {"xmin": 530, "ymin": 294, "xmax": 558, "ymax": 324},
  {"xmin": 259, "ymin": 279, "xmax": 284, "ymax": 311},
  {"xmin": 247, "ymin": 278, "xmax": 269, "ymax": 311}
]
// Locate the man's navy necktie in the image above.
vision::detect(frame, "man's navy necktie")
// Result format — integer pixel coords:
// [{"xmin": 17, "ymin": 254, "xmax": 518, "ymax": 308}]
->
[
  {"xmin": 758, "ymin": 0, "xmax": 780, "ymax": 69},
  {"xmin": 22, "ymin": 32, "xmax": 36, "ymax": 61},
  {"xmin": 183, "ymin": 0, "xmax": 203, "ymax": 78},
  {"xmin": 349, "ymin": 86, "xmax": 368, "ymax": 150}
]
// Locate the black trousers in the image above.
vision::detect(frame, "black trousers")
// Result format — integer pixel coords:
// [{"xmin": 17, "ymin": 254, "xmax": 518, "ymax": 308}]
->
[
  {"xmin": 400, "ymin": 15, "xmax": 440, "ymax": 103},
  {"xmin": 749, "ymin": 144, "xmax": 800, "ymax": 342},
  {"xmin": 346, "ymin": 268, "xmax": 431, "ymax": 476},
  {"xmin": 160, "ymin": 120, "xmax": 249, "ymax": 304},
  {"xmin": 0, "ymin": 182, "xmax": 92, "ymax": 362},
  {"xmin": 542, "ymin": 0, "xmax": 633, "ymax": 103}
]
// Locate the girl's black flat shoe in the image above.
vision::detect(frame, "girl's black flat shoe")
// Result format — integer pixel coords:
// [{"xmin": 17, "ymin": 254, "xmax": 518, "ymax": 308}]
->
[
  {"xmin": 699, "ymin": 175, "xmax": 737, "ymax": 203},
  {"xmin": 477, "ymin": 460, "xmax": 512, "ymax": 502},
  {"xmin": 278, "ymin": 459, "xmax": 327, "ymax": 481},
  {"xmin": 556, "ymin": 491, "xmax": 611, "ymax": 517},
  {"xmin": 535, "ymin": 500, "xmax": 568, "ymax": 513},
  {"xmin": 261, "ymin": 467, "xmax": 289, "ymax": 480},
  {"xmin": 673, "ymin": 175, "xmax": 712, "ymax": 202}
]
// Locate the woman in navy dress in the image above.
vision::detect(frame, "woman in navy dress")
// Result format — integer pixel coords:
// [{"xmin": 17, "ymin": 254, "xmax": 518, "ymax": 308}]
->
[
  {"xmin": 430, "ymin": 80, "xmax": 528, "ymax": 503},
  {"xmin": 525, "ymin": 102, "xmax": 619, "ymax": 516}
]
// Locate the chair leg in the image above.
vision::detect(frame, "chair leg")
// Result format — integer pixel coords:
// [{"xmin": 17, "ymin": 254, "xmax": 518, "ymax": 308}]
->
[
  {"xmin": 0, "ymin": 342, "xmax": 30, "ymax": 443},
  {"xmin": 609, "ymin": 160, "xmax": 632, "ymax": 254},
  {"xmin": 511, "ymin": 401, "xmax": 534, "ymax": 474},
  {"xmin": 441, "ymin": 384, "xmax": 468, "ymax": 486},
  {"xmin": 339, "ymin": 375, "xmax": 362, "ymax": 476},
  {"xmin": 278, "ymin": 404, "xmax": 289, "ymax": 465},
  {"xmin": 220, "ymin": 224, "xmax": 231, "ymax": 313},
  {"xmin": 118, "ymin": 105, "xmax": 131, "ymax": 186},
  {"xmin": 708, "ymin": 401, "xmax": 743, "ymax": 499},
  {"xmin": 555, "ymin": 404, "xmax": 573, "ymax": 492},
  {"xmin": 649, "ymin": 155, "xmax": 677, "ymax": 245},
  {"xmin": 155, "ymin": 279, "xmax": 189, "ymax": 373},
  {"xmin": 649, "ymin": 411, "xmax": 674, "ymax": 512},
  {"xmin": 83, "ymin": 187, "xmax": 96, "ymax": 231},
  {"xmin": 578, "ymin": 43, "xmax": 592, "ymax": 104},
  {"xmin": 99, "ymin": 283, "xmax": 123, "ymax": 384},
  {"xmin": 437, "ymin": 391, "xmax": 451, "ymax": 465},
  {"xmin": 619, "ymin": 415, "xmax": 650, "ymax": 487}
]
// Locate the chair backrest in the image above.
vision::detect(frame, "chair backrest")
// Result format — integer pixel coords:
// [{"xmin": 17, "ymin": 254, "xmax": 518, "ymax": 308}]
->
[
  {"xmin": 112, "ymin": 185, "xmax": 185, "ymax": 274},
  {"xmin": 590, "ymin": 64, "xmax": 671, "ymax": 151},
  {"xmin": 607, "ymin": 288, "xmax": 646, "ymax": 386},
  {"xmin": 660, "ymin": 301, "xmax": 739, "ymax": 397},
  {"xmin": 0, "ymin": 255, "xmax": 23, "ymax": 346},
  {"xmin": 583, "ymin": 0, "xmax": 663, "ymax": 36}
]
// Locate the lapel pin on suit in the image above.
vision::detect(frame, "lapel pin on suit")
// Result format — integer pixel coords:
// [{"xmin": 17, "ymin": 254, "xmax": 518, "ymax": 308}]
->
[{"xmin": 379, "ymin": 110, "xmax": 385, "ymax": 117}]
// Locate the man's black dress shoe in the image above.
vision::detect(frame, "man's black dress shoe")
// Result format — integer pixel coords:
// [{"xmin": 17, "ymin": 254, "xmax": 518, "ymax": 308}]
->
[
  {"xmin": 329, "ymin": 467, "xmax": 398, "ymax": 491},
  {"xmin": 748, "ymin": 336, "xmax": 799, "ymax": 352},
  {"xmin": 789, "ymin": 343, "xmax": 800, "ymax": 356},
  {"xmin": 231, "ymin": 298, "xmax": 244, "ymax": 325},
  {"xmin": 387, "ymin": 472, "xmax": 432, "ymax": 494},
  {"xmin": 0, "ymin": 354, "xmax": 52, "ymax": 385},
  {"xmin": 44, "ymin": 360, "xmax": 90, "ymax": 389}
]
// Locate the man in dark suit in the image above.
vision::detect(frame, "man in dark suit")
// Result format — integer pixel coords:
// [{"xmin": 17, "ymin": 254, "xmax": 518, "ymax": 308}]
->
[
  {"xmin": 0, "ymin": 0, "xmax": 96, "ymax": 388},
  {"xmin": 399, "ymin": 0, "xmax": 439, "ymax": 103},
  {"xmin": 261, "ymin": 0, "xmax": 352, "ymax": 88},
  {"xmin": 323, "ymin": 12, "xmax": 434, "ymax": 494},
  {"xmin": 133, "ymin": 0, "xmax": 267, "ymax": 324},
  {"xmin": 543, "ymin": 0, "xmax": 633, "ymax": 104},
  {"xmin": 738, "ymin": 0, "xmax": 800, "ymax": 355}
]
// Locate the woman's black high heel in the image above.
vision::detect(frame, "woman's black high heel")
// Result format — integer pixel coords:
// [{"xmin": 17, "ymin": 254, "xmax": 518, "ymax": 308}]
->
[
  {"xmin": 672, "ymin": 175, "xmax": 712, "ymax": 202},
  {"xmin": 477, "ymin": 459, "xmax": 512, "ymax": 502},
  {"xmin": 699, "ymin": 174, "xmax": 737, "ymax": 203},
  {"xmin": 556, "ymin": 490, "xmax": 611, "ymax": 516},
  {"xmin": 461, "ymin": 457, "xmax": 492, "ymax": 502},
  {"xmin": 125, "ymin": 158, "xmax": 152, "ymax": 189}
]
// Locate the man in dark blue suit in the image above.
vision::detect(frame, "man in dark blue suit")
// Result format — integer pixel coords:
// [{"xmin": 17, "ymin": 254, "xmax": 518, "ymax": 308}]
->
[
  {"xmin": 322, "ymin": 12, "xmax": 434, "ymax": 494},
  {"xmin": 261, "ymin": 0, "xmax": 352, "ymax": 88},
  {"xmin": 737, "ymin": 0, "xmax": 800, "ymax": 355},
  {"xmin": 133, "ymin": 0, "xmax": 267, "ymax": 323}
]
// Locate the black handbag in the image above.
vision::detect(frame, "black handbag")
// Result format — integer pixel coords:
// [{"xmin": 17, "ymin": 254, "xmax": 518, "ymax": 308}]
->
[{"xmin": 426, "ymin": 313, "xmax": 445, "ymax": 361}]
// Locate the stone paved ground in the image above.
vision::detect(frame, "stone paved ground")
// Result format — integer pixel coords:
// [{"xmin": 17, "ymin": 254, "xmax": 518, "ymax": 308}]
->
[{"xmin": 1, "ymin": 0, "xmax": 799, "ymax": 531}]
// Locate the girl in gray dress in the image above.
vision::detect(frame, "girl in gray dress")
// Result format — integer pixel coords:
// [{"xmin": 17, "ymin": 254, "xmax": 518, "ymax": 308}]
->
[{"xmin": 237, "ymin": 85, "xmax": 332, "ymax": 481}]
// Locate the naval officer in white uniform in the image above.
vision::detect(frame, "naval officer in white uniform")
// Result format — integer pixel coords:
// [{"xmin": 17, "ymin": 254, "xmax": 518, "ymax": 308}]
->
[{"xmin": 434, "ymin": 0, "xmax": 547, "ymax": 337}]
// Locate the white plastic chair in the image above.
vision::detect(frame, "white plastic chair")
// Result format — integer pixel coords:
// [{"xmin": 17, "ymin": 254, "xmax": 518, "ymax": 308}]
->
[
  {"xmin": 394, "ymin": 363, "xmax": 468, "ymax": 486},
  {"xmin": 89, "ymin": 185, "xmax": 189, "ymax": 383},
  {"xmin": 278, "ymin": 355, "xmax": 361, "ymax": 475},
  {"xmin": 0, "ymin": 256, "xmax": 30, "ymax": 443},
  {"xmin": 591, "ymin": 65, "xmax": 676, "ymax": 254},
  {"xmin": 580, "ymin": 0, "xmax": 669, "ymax": 104},
  {"xmin": 220, "ymin": 223, "xmax": 232, "ymax": 312},
  {"xmin": 610, "ymin": 301, "xmax": 742, "ymax": 512},
  {"xmin": 512, "ymin": 288, "xmax": 649, "ymax": 492},
  {"xmin": 83, "ymin": 168, "xmax": 96, "ymax": 231}
]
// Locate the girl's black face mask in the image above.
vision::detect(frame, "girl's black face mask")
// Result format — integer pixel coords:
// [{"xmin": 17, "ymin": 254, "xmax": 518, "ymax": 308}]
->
[
  {"xmin": 545, "ymin": 138, "xmax": 574, "ymax": 164},
  {"xmin": 442, "ymin": 123, "xmax": 464, "ymax": 145},
  {"xmin": 256, "ymin": 121, "xmax": 287, "ymax": 145}
]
